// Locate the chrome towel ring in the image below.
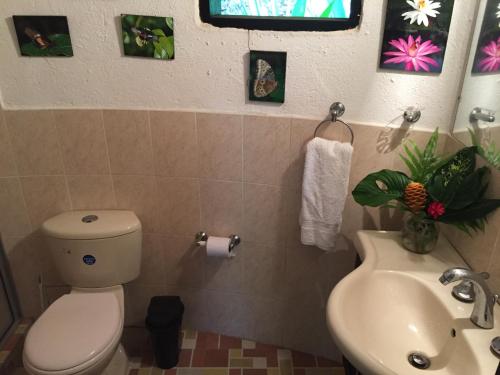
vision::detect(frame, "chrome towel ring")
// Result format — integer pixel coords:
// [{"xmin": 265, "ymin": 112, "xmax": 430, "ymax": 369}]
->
[{"xmin": 313, "ymin": 102, "xmax": 354, "ymax": 145}]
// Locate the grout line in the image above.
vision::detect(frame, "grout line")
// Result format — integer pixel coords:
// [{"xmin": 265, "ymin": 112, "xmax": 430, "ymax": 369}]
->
[
  {"xmin": 194, "ymin": 112, "xmax": 203, "ymax": 231},
  {"xmin": 146, "ymin": 110, "xmax": 156, "ymax": 175},
  {"xmin": 50, "ymin": 109, "xmax": 74, "ymax": 211},
  {"xmin": 1, "ymin": 110, "xmax": 21, "ymax": 177},
  {"xmin": 100, "ymin": 110, "xmax": 118, "ymax": 208}
]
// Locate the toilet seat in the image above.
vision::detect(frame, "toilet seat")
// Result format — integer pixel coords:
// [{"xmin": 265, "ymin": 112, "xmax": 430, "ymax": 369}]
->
[{"xmin": 23, "ymin": 291, "xmax": 122, "ymax": 375}]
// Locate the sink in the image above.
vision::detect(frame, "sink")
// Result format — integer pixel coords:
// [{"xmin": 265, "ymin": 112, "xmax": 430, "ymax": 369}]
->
[{"xmin": 326, "ymin": 231, "xmax": 499, "ymax": 375}]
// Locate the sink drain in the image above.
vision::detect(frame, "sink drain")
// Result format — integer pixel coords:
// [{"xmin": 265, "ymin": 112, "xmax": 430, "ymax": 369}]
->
[{"xmin": 408, "ymin": 352, "xmax": 431, "ymax": 370}]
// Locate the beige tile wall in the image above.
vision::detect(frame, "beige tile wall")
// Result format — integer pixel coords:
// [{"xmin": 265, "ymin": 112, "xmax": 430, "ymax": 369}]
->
[{"xmin": 1, "ymin": 108, "xmax": 494, "ymax": 360}]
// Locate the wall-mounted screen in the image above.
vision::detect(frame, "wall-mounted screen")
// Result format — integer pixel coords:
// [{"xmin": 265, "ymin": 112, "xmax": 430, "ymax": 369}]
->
[
  {"xmin": 200, "ymin": 0, "xmax": 362, "ymax": 31},
  {"xmin": 213, "ymin": 0, "xmax": 352, "ymax": 18}
]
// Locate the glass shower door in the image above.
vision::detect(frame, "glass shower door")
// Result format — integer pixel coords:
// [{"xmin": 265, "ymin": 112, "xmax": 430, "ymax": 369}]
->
[{"xmin": 0, "ymin": 238, "xmax": 19, "ymax": 345}]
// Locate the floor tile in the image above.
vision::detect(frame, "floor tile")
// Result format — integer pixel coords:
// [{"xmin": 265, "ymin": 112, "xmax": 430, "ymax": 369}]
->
[
  {"xmin": 243, "ymin": 370, "xmax": 267, "ymax": 375},
  {"xmin": 196, "ymin": 332, "xmax": 220, "ymax": 349},
  {"xmin": 178, "ymin": 349, "xmax": 192, "ymax": 367},
  {"xmin": 242, "ymin": 340, "xmax": 256, "ymax": 349},
  {"xmin": 316, "ymin": 357, "xmax": 340, "ymax": 368},
  {"xmin": 126, "ymin": 329, "xmax": 343, "ymax": 375},
  {"xmin": 220, "ymin": 335, "xmax": 242, "ymax": 349},
  {"xmin": 193, "ymin": 349, "xmax": 229, "ymax": 367},
  {"xmin": 291, "ymin": 351, "xmax": 316, "ymax": 367}
]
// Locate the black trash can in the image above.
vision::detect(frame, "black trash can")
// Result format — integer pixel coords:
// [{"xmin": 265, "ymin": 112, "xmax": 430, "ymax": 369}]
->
[{"xmin": 145, "ymin": 296, "xmax": 185, "ymax": 369}]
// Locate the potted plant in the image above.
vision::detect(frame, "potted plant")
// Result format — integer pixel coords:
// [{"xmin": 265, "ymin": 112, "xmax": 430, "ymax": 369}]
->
[{"xmin": 352, "ymin": 129, "xmax": 500, "ymax": 253}]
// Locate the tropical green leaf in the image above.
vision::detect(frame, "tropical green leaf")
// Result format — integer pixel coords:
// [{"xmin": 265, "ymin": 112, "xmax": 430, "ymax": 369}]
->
[
  {"xmin": 404, "ymin": 143, "xmax": 422, "ymax": 170},
  {"xmin": 440, "ymin": 199, "xmax": 500, "ymax": 224},
  {"xmin": 427, "ymin": 175, "xmax": 458, "ymax": 206},
  {"xmin": 469, "ymin": 128, "xmax": 500, "ymax": 169},
  {"xmin": 352, "ymin": 169, "xmax": 411, "ymax": 207},
  {"xmin": 423, "ymin": 128, "xmax": 439, "ymax": 159},
  {"xmin": 447, "ymin": 167, "xmax": 490, "ymax": 210},
  {"xmin": 399, "ymin": 128, "xmax": 443, "ymax": 184},
  {"xmin": 400, "ymin": 154, "xmax": 418, "ymax": 178},
  {"xmin": 433, "ymin": 147, "xmax": 476, "ymax": 187}
]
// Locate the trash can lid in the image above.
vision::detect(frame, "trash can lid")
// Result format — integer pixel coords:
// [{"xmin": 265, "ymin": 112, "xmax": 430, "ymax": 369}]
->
[{"xmin": 146, "ymin": 296, "xmax": 184, "ymax": 327}]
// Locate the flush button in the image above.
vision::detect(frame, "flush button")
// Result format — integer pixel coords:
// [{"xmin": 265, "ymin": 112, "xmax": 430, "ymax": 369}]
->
[{"xmin": 82, "ymin": 215, "xmax": 98, "ymax": 223}]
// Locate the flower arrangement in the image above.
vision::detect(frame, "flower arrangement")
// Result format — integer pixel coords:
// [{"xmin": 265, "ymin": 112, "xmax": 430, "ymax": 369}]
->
[{"xmin": 352, "ymin": 130, "xmax": 500, "ymax": 252}]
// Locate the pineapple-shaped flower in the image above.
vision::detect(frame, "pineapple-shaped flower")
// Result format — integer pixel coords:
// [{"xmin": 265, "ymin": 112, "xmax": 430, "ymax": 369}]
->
[
  {"xmin": 404, "ymin": 182, "xmax": 428, "ymax": 212},
  {"xmin": 402, "ymin": 0, "xmax": 441, "ymax": 27}
]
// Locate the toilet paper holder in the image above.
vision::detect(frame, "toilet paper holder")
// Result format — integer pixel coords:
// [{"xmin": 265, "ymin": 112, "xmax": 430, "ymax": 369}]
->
[{"xmin": 195, "ymin": 231, "xmax": 241, "ymax": 251}]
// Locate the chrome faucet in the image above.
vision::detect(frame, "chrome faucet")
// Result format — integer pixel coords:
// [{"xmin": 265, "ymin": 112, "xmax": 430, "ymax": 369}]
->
[{"xmin": 439, "ymin": 267, "xmax": 498, "ymax": 329}]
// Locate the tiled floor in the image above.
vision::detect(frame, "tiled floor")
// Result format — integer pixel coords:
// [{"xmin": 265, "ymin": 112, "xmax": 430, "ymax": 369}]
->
[
  {"xmin": 0, "ymin": 320, "xmax": 31, "ymax": 375},
  {"xmin": 129, "ymin": 330, "xmax": 345, "ymax": 375},
  {"xmin": 10, "ymin": 329, "xmax": 345, "ymax": 375}
]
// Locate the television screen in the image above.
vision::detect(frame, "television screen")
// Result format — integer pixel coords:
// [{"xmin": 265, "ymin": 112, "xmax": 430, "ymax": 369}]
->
[{"xmin": 210, "ymin": 0, "xmax": 352, "ymax": 19}]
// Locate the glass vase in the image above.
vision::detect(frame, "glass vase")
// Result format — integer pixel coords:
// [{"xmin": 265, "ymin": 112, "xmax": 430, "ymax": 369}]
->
[{"xmin": 401, "ymin": 215, "xmax": 439, "ymax": 254}]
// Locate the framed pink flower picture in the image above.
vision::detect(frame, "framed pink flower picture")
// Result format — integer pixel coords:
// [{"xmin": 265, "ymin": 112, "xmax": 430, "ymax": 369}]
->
[
  {"xmin": 471, "ymin": 0, "xmax": 500, "ymax": 74},
  {"xmin": 380, "ymin": 0, "xmax": 455, "ymax": 74}
]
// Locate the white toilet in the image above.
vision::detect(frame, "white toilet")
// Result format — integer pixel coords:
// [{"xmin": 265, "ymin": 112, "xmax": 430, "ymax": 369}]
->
[{"xmin": 23, "ymin": 210, "xmax": 142, "ymax": 375}]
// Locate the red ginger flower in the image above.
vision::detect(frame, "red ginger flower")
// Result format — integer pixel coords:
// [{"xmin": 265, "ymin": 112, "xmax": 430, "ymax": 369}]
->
[{"xmin": 427, "ymin": 201, "xmax": 445, "ymax": 219}]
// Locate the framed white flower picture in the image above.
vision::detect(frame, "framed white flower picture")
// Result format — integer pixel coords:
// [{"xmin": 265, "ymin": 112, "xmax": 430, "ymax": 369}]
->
[{"xmin": 380, "ymin": 0, "xmax": 455, "ymax": 74}]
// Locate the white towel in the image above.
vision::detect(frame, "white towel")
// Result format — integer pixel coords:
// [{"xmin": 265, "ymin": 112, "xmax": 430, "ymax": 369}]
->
[{"xmin": 300, "ymin": 138, "xmax": 353, "ymax": 251}]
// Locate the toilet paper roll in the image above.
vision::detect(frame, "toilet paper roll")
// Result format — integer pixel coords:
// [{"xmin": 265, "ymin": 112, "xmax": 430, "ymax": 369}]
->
[{"xmin": 206, "ymin": 236, "xmax": 234, "ymax": 258}]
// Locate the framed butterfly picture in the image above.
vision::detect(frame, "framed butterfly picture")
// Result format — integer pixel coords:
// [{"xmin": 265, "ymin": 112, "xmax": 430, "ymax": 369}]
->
[{"xmin": 249, "ymin": 50, "xmax": 287, "ymax": 103}]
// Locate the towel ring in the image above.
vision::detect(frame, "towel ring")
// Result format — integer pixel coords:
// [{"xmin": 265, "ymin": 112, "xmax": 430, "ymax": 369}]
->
[{"xmin": 313, "ymin": 102, "xmax": 354, "ymax": 145}]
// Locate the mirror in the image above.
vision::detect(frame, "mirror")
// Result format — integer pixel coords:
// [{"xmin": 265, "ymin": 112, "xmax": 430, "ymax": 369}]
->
[{"xmin": 452, "ymin": 0, "xmax": 500, "ymax": 168}]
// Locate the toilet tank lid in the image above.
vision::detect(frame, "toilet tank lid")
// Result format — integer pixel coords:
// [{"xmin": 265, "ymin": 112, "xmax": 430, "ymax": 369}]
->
[{"xmin": 41, "ymin": 210, "xmax": 141, "ymax": 240}]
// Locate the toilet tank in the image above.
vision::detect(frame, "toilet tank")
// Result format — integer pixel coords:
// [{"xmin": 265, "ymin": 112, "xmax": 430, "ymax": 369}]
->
[{"xmin": 41, "ymin": 210, "xmax": 142, "ymax": 288}]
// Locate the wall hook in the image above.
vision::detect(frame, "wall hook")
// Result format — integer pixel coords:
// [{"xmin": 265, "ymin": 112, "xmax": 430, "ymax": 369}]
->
[{"xmin": 403, "ymin": 107, "xmax": 421, "ymax": 123}]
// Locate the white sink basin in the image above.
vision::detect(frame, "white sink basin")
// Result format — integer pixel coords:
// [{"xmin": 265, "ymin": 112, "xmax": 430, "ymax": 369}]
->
[{"xmin": 327, "ymin": 231, "xmax": 500, "ymax": 375}]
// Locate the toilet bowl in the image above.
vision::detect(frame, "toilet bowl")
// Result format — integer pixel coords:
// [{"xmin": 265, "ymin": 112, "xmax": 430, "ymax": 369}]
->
[
  {"xmin": 23, "ymin": 286, "xmax": 126, "ymax": 375},
  {"xmin": 23, "ymin": 210, "xmax": 142, "ymax": 375}
]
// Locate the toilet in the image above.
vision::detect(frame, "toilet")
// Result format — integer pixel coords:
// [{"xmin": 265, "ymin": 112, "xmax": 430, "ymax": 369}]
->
[{"xmin": 23, "ymin": 210, "xmax": 142, "ymax": 375}]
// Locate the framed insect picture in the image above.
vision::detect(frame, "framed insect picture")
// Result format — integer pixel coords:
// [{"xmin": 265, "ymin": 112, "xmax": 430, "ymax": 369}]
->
[
  {"xmin": 249, "ymin": 50, "xmax": 287, "ymax": 103},
  {"xmin": 121, "ymin": 14, "xmax": 174, "ymax": 60},
  {"xmin": 12, "ymin": 15, "xmax": 73, "ymax": 57}
]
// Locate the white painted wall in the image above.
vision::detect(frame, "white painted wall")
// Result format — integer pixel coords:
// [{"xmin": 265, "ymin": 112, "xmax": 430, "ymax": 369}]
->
[{"xmin": 0, "ymin": 0, "xmax": 477, "ymax": 130}]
